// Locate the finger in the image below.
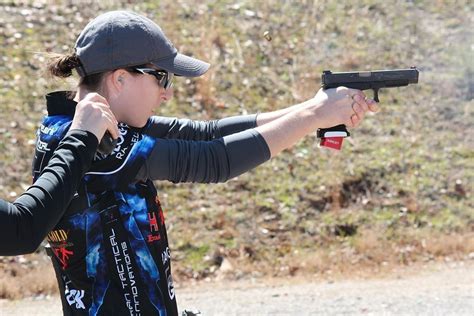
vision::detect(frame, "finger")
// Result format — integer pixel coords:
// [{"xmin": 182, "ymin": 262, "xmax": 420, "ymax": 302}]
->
[
  {"xmin": 102, "ymin": 113, "xmax": 119, "ymax": 139},
  {"xmin": 112, "ymin": 125, "xmax": 119, "ymax": 139},
  {"xmin": 93, "ymin": 102, "xmax": 119, "ymax": 138},
  {"xmin": 352, "ymin": 94, "xmax": 369, "ymax": 113},
  {"xmin": 366, "ymin": 99, "xmax": 380, "ymax": 112},
  {"xmin": 352, "ymin": 102, "xmax": 366, "ymax": 122},
  {"xmin": 107, "ymin": 121, "xmax": 120, "ymax": 139},
  {"xmin": 345, "ymin": 114, "xmax": 355, "ymax": 128},
  {"xmin": 350, "ymin": 114, "xmax": 360, "ymax": 127},
  {"xmin": 110, "ymin": 111, "xmax": 118, "ymax": 127},
  {"xmin": 352, "ymin": 102, "xmax": 362, "ymax": 120},
  {"xmin": 96, "ymin": 103, "xmax": 118, "ymax": 125},
  {"xmin": 89, "ymin": 102, "xmax": 116, "ymax": 127}
]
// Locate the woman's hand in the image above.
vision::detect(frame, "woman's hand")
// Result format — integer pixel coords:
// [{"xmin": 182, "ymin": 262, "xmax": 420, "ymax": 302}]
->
[
  {"xmin": 70, "ymin": 92, "xmax": 119, "ymax": 141},
  {"xmin": 312, "ymin": 87, "xmax": 379, "ymax": 129},
  {"xmin": 255, "ymin": 87, "xmax": 380, "ymax": 157}
]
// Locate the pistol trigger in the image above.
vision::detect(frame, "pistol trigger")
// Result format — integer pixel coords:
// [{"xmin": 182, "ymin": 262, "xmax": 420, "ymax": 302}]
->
[{"xmin": 373, "ymin": 88, "xmax": 380, "ymax": 103}]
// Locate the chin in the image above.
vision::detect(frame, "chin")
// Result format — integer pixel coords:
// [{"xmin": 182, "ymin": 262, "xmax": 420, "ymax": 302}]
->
[
  {"xmin": 123, "ymin": 118, "xmax": 148, "ymax": 128},
  {"xmin": 136, "ymin": 120, "xmax": 149, "ymax": 128}
]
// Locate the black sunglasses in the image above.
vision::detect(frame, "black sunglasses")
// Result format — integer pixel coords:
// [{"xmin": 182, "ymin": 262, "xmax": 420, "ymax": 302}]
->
[{"xmin": 128, "ymin": 67, "xmax": 174, "ymax": 89}]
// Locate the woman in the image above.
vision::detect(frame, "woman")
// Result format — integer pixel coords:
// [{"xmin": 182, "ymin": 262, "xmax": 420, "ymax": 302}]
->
[
  {"xmin": 35, "ymin": 11, "xmax": 378, "ymax": 316},
  {"xmin": 0, "ymin": 93, "xmax": 118, "ymax": 255}
]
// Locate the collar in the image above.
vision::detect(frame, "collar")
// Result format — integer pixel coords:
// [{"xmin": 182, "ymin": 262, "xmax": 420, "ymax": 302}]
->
[{"xmin": 45, "ymin": 91, "xmax": 77, "ymax": 116}]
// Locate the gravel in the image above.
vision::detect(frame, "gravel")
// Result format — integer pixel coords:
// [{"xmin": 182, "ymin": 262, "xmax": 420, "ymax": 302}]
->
[{"xmin": 1, "ymin": 262, "xmax": 473, "ymax": 315}]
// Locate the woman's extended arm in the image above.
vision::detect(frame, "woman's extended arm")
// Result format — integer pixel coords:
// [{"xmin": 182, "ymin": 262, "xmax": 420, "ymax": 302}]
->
[
  {"xmin": 256, "ymin": 87, "xmax": 378, "ymax": 157},
  {"xmin": 148, "ymin": 86, "xmax": 376, "ymax": 143},
  {"xmin": 138, "ymin": 87, "xmax": 378, "ymax": 183}
]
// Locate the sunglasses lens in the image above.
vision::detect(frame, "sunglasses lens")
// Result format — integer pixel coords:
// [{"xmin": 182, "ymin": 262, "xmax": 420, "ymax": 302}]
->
[
  {"xmin": 165, "ymin": 73, "xmax": 174, "ymax": 89},
  {"xmin": 152, "ymin": 71, "xmax": 173, "ymax": 89},
  {"xmin": 132, "ymin": 68, "xmax": 173, "ymax": 89}
]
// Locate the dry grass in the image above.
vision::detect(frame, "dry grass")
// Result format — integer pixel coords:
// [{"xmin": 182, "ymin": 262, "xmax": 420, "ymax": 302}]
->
[
  {"xmin": 423, "ymin": 233, "xmax": 474, "ymax": 257},
  {"xmin": 0, "ymin": 255, "xmax": 57, "ymax": 299},
  {"xmin": 269, "ymin": 230, "xmax": 474, "ymax": 281},
  {"xmin": 352, "ymin": 229, "xmax": 388, "ymax": 263}
]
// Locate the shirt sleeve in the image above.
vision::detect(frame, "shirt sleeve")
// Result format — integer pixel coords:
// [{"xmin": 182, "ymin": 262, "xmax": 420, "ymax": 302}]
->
[
  {"xmin": 0, "ymin": 130, "xmax": 98, "ymax": 256},
  {"xmin": 147, "ymin": 114, "xmax": 258, "ymax": 140},
  {"xmin": 138, "ymin": 129, "xmax": 271, "ymax": 183}
]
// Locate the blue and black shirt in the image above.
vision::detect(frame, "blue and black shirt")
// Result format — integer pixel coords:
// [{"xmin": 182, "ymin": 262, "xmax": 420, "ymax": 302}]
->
[{"xmin": 32, "ymin": 91, "xmax": 270, "ymax": 316}]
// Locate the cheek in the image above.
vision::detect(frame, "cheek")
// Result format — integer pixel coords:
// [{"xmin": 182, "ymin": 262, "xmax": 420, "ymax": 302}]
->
[
  {"xmin": 127, "ymin": 81, "xmax": 151, "ymax": 103},
  {"xmin": 123, "ymin": 78, "xmax": 160, "ymax": 118},
  {"xmin": 136, "ymin": 79, "xmax": 159, "ymax": 101}
]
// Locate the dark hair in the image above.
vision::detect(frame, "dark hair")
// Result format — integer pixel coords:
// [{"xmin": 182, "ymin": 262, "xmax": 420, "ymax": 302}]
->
[{"xmin": 47, "ymin": 53, "xmax": 106, "ymax": 91}]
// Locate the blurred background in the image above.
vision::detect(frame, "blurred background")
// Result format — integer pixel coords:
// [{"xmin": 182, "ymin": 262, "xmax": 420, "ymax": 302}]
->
[{"xmin": 0, "ymin": 0, "xmax": 472, "ymax": 301}]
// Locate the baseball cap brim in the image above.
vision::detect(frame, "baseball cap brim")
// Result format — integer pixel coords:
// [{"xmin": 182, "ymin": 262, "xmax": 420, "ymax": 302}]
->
[{"xmin": 151, "ymin": 53, "xmax": 210, "ymax": 77}]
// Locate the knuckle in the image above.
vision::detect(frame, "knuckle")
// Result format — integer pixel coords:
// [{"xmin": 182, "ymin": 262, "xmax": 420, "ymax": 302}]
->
[
  {"xmin": 89, "ymin": 93, "xmax": 106, "ymax": 103},
  {"xmin": 353, "ymin": 103, "xmax": 362, "ymax": 113},
  {"xmin": 79, "ymin": 101, "xmax": 92, "ymax": 109},
  {"xmin": 87, "ymin": 92, "xmax": 100, "ymax": 100}
]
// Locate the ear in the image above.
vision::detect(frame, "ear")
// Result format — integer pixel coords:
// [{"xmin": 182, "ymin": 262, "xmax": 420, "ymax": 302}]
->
[
  {"xmin": 112, "ymin": 69, "xmax": 128, "ymax": 88},
  {"xmin": 105, "ymin": 69, "xmax": 128, "ymax": 99}
]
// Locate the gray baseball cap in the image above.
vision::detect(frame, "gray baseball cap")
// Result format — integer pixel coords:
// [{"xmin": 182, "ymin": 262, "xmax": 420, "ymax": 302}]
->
[{"xmin": 74, "ymin": 11, "xmax": 210, "ymax": 77}]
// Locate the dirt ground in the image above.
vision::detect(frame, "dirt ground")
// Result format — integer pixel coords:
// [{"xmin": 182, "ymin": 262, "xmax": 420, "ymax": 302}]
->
[{"xmin": 1, "ymin": 260, "xmax": 472, "ymax": 315}]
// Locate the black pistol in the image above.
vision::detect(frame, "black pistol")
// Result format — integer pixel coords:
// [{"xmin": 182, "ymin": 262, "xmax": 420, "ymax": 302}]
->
[{"xmin": 317, "ymin": 67, "xmax": 419, "ymax": 150}]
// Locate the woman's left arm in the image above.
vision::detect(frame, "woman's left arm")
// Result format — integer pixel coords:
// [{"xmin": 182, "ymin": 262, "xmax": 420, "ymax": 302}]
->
[
  {"xmin": 0, "ymin": 130, "xmax": 98, "ymax": 255},
  {"xmin": 0, "ymin": 92, "xmax": 118, "ymax": 256}
]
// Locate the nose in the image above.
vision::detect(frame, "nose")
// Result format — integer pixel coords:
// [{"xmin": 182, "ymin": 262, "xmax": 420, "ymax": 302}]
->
[{"xmin": 161, "ymin": 87, "xmax": 174, "ymax": 102}]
